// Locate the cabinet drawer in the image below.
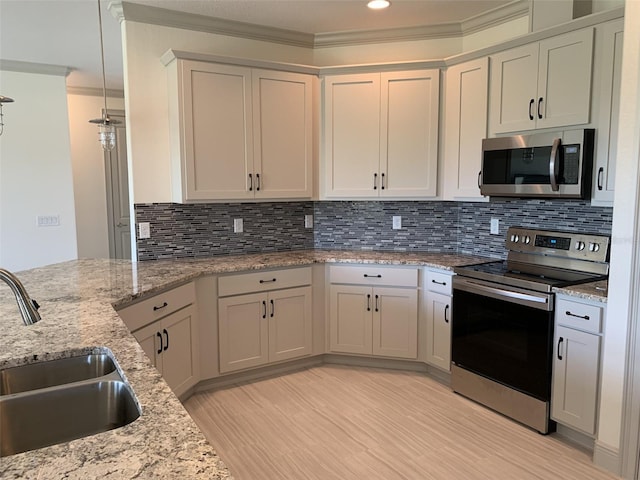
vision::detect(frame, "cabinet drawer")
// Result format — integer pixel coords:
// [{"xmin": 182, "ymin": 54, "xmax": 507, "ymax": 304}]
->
[
  {"xmin": 426, "ymin": 270, "xmax": 453, "ymax": 295},
  {"xmin": 218, "ymin": 267, "xmax": 312, "ymax": 297},
  {"xmin": 556, "ymin": 298, "xmax": 604, "ymax": 334},
  {"xmin": 329, "ymin": 265, "xmax": 418, "ymax": 287},
  {"xmin": 117, "ymin": 282, "xmax": 196, "ymax": 332}
]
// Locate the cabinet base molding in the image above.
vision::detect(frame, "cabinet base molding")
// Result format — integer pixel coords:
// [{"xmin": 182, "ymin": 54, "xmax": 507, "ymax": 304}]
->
[
  {"xmin": 195, "ymin": 355, "xmax": 323, "ymax": 393},
  {"xmin": 324, "ymin": 353, "xmax": 427, "ymax": 373},
  {"xmin": 593, "ymin": 440, "xmax": 621, "ymax": 476},
  {"xmin": 555, "ymin": 424, "xmax": 595, "ymax": 451}
]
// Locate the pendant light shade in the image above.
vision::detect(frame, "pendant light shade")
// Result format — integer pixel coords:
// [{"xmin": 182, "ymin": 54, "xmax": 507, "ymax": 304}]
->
[
  {"xmin": 0, "ymin": 95, "xmax": 14, "ymax": 136},
  {"xmin": 89, "ymin": 0, "xmax": 119, "ymax": 151}
]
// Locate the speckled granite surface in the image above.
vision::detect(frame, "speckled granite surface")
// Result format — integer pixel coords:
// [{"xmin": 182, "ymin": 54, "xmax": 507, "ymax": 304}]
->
[
  {"xmin": 0, "ymin": 250, "xmax": 489, "ymax": 479},
  {"xmin": 554, "ymin": 279, "xmax": 609, "ymax": 303}
]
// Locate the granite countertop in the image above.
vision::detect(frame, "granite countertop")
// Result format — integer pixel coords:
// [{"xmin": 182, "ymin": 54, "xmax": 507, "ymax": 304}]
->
[
  {"xmin": 0, "ymin": 250, "xmax": 489, "ymax": 479},
  {"xmin": 554, "ymin": 279, "xmax": 609, "ymax": 303}
]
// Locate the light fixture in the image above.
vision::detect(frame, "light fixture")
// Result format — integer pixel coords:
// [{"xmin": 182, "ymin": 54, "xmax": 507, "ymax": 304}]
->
[
  {"xmin": 89, "ymin": 0, "xmax": 119, "ymax": 151},
  {"xmin": 367, "ymin": 0, "xmax": 390, "ymax": 9},
  {"xmin": 0, "ymin": 95, "xmax": 14, "ymax": 136}
]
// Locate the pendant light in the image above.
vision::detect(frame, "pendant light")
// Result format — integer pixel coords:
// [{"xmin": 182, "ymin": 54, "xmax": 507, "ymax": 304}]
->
[
  {"xmin": 0, "ymin": 95, "xmax": 14, "ymax": 136},
  {"xmin": 89, "ymin": 0, "xmax": 119, "ymax": 151}
]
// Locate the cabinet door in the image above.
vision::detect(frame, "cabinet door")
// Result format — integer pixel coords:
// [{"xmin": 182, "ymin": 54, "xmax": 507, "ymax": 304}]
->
[
  {"xmin": 537, "ymin": 28, "xmax": 594, "ymax": 129},
  {"xmin": 268, "ymin": 286, "xmax": 312, "ymax": 362},
  {"xmin": 180, "ymin": 61, "xmax": 254, "ymax": 201},
  {"xmin": 372, "ymin": 287, "xmax": 418, "ymax": 359},
  {"xmin": 253, "ymin": 70, "xmax": 313, "ymax": 199},
  {"xmin": 489, "ymin": 43, "xmax": 539, "ymax": 134},
  {"xmin": 443, "ymin": 58, "xmax": 489, "ymax": 200},
  {"xmin": 133, "ymin": 322, "xmax": 163, "ymax": 373},
  {"xmin": 218, "ymin": 293, "xmax": 269, "ymax": 373},
  {"xmin": 161, "ymin": 305, "xmax": 197, "ymax": 397},
  {"xmin": 379, "ymin": 70, "xmax": 439, "ymax": 198},
  {"xmin": 551, "ymin": 326, "xmax": 601, "ymax": 435},
  {"xmin": 593, "ymin": 20, "xmax": 624, "ymax": 205},
  {"xmin": 323, "ymin": 74, "xmax": 381, "ymax": 198},
  {"xmin": 425, "ymin": 291, "xmax": 452, "ymax": 371},
  {"xmin": 329, "ymin": 285, "xmax": 373, "ymax": 354}
]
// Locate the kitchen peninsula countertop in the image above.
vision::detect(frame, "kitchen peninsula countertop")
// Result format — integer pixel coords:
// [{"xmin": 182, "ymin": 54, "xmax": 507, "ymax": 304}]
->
[{"xmin": 0, "ymin": 250, "xmax": 489, "ymax": 479}]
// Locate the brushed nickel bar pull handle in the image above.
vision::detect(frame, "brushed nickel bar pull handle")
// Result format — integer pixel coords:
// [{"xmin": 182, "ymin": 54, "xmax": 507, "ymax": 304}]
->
[{"xmin": 566, "ymin": 310, "xmax": 590, "ymax": 320}]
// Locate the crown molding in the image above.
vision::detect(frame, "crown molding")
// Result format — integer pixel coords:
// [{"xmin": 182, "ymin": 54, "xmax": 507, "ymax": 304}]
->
[
  {"xmin": 67, "ymin": 86, "xmax": 125, "ymax": 98},
  {"xmin": 116, "ymin": 0, "xmax": 529, "ymax": 49},
  {"xmin": 118, "ymin": 1, "xmax": 314, "ymax": 48},
  {"xmin": 0, "ymin": 59, "xmax": 72, "ymax": 77},
  {"xmin": 461, "ymin": 0, "xmax": 530, "ymax": 36}
]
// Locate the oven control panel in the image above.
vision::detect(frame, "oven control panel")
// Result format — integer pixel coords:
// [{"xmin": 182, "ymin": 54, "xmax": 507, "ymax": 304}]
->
[{"xmin": 506, "ymin": 227, "xmax": 610, "ymax": 263}]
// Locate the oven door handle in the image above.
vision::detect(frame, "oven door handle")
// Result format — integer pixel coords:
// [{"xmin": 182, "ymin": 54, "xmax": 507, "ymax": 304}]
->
[{"xmin": 453, "ymin": 278, "xmax": 553, "ymax": 311}]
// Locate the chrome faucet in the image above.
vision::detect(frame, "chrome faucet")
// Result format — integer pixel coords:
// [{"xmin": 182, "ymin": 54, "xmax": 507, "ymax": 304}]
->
[{"xmin": 0, "ymin": 268, "xmax": 41, "ymax": 325}]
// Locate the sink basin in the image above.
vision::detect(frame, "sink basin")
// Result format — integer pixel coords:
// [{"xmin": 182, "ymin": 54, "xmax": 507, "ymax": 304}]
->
[
  {"xmin": 0, "ymin": 379, "xmax": 140, "ymax": 457},
  {"xmin": 0, "ymin": 354, "xmax": 117, "ymax": 395}
]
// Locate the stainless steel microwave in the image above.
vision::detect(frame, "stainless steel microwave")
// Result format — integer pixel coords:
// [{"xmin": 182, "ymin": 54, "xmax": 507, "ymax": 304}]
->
[{"xmin": 480, "ymin": 128, "xmax": 594, "ymax": 199}]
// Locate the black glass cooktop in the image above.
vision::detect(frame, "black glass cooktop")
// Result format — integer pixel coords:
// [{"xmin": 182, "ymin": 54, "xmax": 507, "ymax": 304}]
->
[{"xmin": 454, "ymin": 261, "xmax": 606, "ymax": 293}]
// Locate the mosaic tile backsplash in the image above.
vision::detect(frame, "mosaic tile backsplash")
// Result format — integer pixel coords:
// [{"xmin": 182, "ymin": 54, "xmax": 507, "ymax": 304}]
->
[{"xmin": 135, "ymin": 199, "xmax": 613, "ymax": 261}]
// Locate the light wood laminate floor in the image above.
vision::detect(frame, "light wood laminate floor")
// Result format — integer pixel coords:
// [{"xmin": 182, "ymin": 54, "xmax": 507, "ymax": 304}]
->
[{"xmin": 184, "ymin": 365, "xmax": 620, "ymax": 480}]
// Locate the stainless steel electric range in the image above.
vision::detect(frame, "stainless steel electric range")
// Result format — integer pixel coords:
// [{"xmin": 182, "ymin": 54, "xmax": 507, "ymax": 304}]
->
[{"xmin": 451, "ymin": 226, "xmax": 610, "ymax": 434}]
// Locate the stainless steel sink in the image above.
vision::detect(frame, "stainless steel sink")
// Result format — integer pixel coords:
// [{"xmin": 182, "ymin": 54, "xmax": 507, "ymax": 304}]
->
[
  {"xmin": 0, "ymin": 352, "xmax": 141, "ymax": 457},
  {"xmin": 0, "ymin": 379, "xmax": 140, "ymax": 457},
  {"xmin": 0, "ymin": 354, "xmax": 117, "ymax": 395}
]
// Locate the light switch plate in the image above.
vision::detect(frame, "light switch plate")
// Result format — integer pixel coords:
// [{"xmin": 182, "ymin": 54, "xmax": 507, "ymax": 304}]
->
[
  {"xmin": 490, "ymin": 218, "xmax": 500, "ymax": 235},
  {"xmin": 305, "ymin": 214, "xmax": 313, "ymax": 229},
  {"xmin": 138, "ymin": 222, "xmax": 151, "ymax": 239},
  {"xmin": 233, "ymin": 218, "xmax": 243, "ymax": 233},
  {"xmin": 36, "ymin": 215, "xmax": 60, "ymax": 227},
  {"xmin": 392, "ymin": 216, "xmax": 402, "ymax": 230}
]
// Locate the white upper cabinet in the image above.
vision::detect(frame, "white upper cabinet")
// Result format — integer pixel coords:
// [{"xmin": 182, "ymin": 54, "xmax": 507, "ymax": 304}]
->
[
  {"xmin": 489, "ymin": 28, "xmax": 594, "ymax": 134},
  {"xmin": 443, "ymin": 57, "xmax": 489, "ymax": 201},
  {"xmin": 591, "ymin": 19, "xmax": 624, "ymax": 206},
  {"xmin": 323, "ymin": 69, "xmax": 439, "ymax": 199},
  {"xmin": 167, "ymin": 59, "xmax": 313, "ymax": 202}
]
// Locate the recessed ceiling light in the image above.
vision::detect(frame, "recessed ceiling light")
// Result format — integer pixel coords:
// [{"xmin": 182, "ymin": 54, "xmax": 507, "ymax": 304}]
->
[{"xmin": 367, "ymin": 0, "xmax": 390, "ymax": 10}]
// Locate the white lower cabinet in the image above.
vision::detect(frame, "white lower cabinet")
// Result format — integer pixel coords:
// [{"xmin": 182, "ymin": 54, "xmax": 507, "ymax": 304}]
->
[
  {"xmin": 218, "ymin": 268, "xmax": 312, "ymax": 374},
  {"xmin": 118, "ymin": 282, "xmax": 199, "ymax": 397},
  {"xmin": 424, "ymin": 269, "xmax": 454, "ymax": 371},
  {"xmin": 551, "ymin": 295, "xmax": 605, "ymax": 435},
  {"xmin": 328, "ymin": 266, "xmax": 418, "ymax": 359}
]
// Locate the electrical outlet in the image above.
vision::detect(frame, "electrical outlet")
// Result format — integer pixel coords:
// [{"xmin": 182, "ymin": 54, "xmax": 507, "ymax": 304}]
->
[
  {"xmin": 233, "ymin": 218, "xmax": 244, "ymax": 233},
  {"xmin": 36, "ymin": 215, "xmax": 60, "ymax": 227},
  {"xmin": 490, "ymin": 218, "xmax": 500, "ymax": 235},
  {"xmin": 138, "ymin": 222, "xmax": 151, "ymax": 239},
  {"xmin": 304, "ymin": 214, "xmax": 313, "ymax": 229},
  {"xmin": 392, "ymin": 216, "xmax": 402, "ymax": 230}
]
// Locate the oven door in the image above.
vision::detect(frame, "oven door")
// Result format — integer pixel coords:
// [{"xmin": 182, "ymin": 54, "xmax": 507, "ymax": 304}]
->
[{"xmin": 452, "ymin": 276, "xmax": 554, "ymax": 401}]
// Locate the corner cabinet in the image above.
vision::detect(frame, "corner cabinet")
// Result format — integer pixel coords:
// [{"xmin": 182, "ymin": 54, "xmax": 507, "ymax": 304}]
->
[
  {"xmin": 117, "ymin": 282, "xmax": 199, "ymax": 398},
  {"xmin": 328, "ymin": 265, "xmax": 419, "ymax": 359},
  {"xmin": 323, "ymin": 70, "xmax": 439, "ymax": 199},
  {"xmin": 551, "ymin": 295, "xmax": 605, "ymax": 435},
  {"xmin": 442, "ymin": 57, "xmax": 489, "ymax": 201},
  {"xmin": 165, "ymin": 58, "xmax": 313, "ymax": 202},
  {"xmin": 489, "ymin": 28, "xmax": 594, "ymax": 134},
  {"xmin": 424, "ymin": 269, "xmax": 454, "ymax": 371},
  {"xmin": 218, "ymin": 267, "xmax": 313, "ymax": 373}
]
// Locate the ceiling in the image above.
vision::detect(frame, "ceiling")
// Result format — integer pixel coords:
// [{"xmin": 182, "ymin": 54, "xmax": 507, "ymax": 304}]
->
[{"xmin": 0, "ymin": 0, "xmax": 515, "ymax": 91}]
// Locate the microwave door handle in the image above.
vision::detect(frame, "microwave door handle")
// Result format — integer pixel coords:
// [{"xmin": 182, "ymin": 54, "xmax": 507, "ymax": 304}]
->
[{"xmin": 549, "ymin": 137, "xmax": 561, "ymax": 191}]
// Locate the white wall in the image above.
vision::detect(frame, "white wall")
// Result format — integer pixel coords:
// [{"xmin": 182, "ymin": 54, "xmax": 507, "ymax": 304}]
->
[
  {"xmin": 0, "ymin": 70, "xmax": 78, "ymax": 271},
  {"xmin": 597, "ymin": 0, "xmax": 640, "ymax": 457},
  {"xmin": 67, "ymin": 92, "xmax": 125, "ymax": 259}
]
